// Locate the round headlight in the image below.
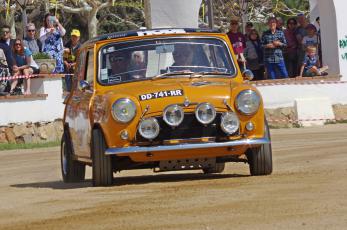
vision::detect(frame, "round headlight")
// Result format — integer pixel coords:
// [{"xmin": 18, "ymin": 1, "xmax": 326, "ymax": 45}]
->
[
  {"xmin": 195, "ymin": 103, "xmax": 216, "ymax": 125},
  {"xmin": 112, "ymin": 98, "xmax": 136, "ymax": 123},
  {"xmin": 220, "ymin": 112, "xmax": 240, "ymax": 135},
  {"xmin": 163, "ymin": 105, "xmax": 184, "ymax": 127},
  {"xmin": 138, "ymin": 118, "xmax": 160, "ymax": 140},
  {"xmin": 236, "ymin": 90, "xmax": 261, "ymax": 115}
]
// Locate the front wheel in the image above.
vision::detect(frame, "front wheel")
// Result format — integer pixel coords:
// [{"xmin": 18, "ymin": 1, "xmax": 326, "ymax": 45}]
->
[
  {"xmin": 92, "ymin": 129, "xmax": 113, "ymax": 186},
  {"xmin": 246, "ymin": 119, "xmax": 273, "ymax": 176},
  {"xmin": 61, "ymin": 131, "xmax": 86, "ymax": 182}
]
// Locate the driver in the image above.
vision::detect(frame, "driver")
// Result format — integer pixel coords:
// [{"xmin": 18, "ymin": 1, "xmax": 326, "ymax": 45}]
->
[
  {"xmin": 109, "ymin": 52, "xmax": 129, "ymax": 75},
  {"xmin": 172, "ymin": 44, "xmax": 194, "ymax": 66}
]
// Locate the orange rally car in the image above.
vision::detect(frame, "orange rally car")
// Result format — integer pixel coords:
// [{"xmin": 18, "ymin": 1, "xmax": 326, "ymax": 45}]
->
[{"xmin": 61, "ymin": 28, "xmax": 272, "ymax": 186}]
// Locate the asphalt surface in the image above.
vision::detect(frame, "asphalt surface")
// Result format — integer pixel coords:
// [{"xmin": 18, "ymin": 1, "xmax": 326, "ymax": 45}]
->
[{"xmin": 0, "ymin": 124, "xmax": 347, "ymax": 230}]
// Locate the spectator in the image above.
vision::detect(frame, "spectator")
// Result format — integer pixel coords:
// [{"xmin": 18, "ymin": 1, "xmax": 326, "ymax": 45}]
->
[
  {"xmin": 10, "ymin": 39, "xmax": 39, "ymax": 95},
  {"xmin": 0, "ymin": 24, "xmax": 15, "ymax": 48},
  {"xmin": 302, "ymin": 24, "xmax": 319, "ymax": 52},
  {"xmin": 0, "ymin": 25, "xmax": 16, "ymax": 75},
  {"xmin": 23, "ymin": 23, "xmax": 42, "ymax": 55},
  {"xmin": 261, "ymin": 17, "xmax": 288, "ymax": 79},
  {"xmin": 295, "ymin": 13, "xmax": 309, "ymax": 44},
  {"xmin": 276, "ymin": 17, "xmax": 285, "ymax": 30},
  {"xmin": 64, "ymin": 29, "xmax": 81, "ymax": 91},
  {"xmin": 0, "ymin": 47, "xmax": 10, "ymax": 95},
  {"xmin": 39, "ymin": 13, "xmax": 66, "ymax": 73},
  {"xmin": 295, "ymin": 13, "xmax": 309, "ymax": 69},
  {"xmin": 244, "ymin": 29, "xmax": 264, "ymax": 80},
  {"xmin": 284, "ymin": 18, "xmax": 299, "ymax": 77},
  {"xmin": 299, "ymin": 45, "xmax": 328, "ymax": 77},
  {"xmin": 226, "ymin": 17, "xmax": 247, "ymax": 70},
  {"xmin": 245, "ymin": 22, "xmax": 254, "ymax": 39}
]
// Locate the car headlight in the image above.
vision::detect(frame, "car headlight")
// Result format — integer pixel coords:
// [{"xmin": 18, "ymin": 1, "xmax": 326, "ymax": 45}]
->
[
  {"xmin": 195, "ymin": 103, "xmax": 216, "ymax": 125},
  {"xmin": 220, "ymin": 112, "xmax": 240, "ymax": 135},
  {"xmin": 235, "ymin": 90, "xmax": 260, "ymax": 115},
  {"xmin": 163, "ymin": 104, "xmax": 184, "ymax": 127},
  {"xmin": 111, "ymin": 98, "xmax": 136, "ymax": 123},
  {"xmin": 138, "ymin": 118, "xmax": 160, "ymax": 140}
]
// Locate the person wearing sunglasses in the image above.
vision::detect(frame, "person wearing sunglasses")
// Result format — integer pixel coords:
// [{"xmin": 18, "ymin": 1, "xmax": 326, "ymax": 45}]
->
[
  {"xmin": 10, "ymin": 39, "xmax": 39, "ymax": 95},
  {"xmin": 23, "ymin": 23, "xmax": 42, "ymax": 55},
  {"xmin": 226, "ymin": 17, "xmax": 247, "ymax": 71},
  {"xmin": 109, "ymin": 52, "xmax": 130, "ymax": 79},
  {"xmin": 0, "ymin": 25, "xmax": 16, "ymax": 76}
]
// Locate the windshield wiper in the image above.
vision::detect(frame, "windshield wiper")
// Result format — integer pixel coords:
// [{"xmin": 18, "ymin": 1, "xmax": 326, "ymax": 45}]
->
[
  {"xmin": 189, "ymin": 71, "xmax": 231, "ymax": 79},
  {"xmin": 152, "ymin": 71, "xmax": 194, "ymax": 80}
]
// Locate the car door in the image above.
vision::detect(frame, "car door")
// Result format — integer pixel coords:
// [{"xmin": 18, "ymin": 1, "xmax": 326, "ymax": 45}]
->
[{"xmin": 68, "ymin": 48, "xmax": 95, "ymax": 159}]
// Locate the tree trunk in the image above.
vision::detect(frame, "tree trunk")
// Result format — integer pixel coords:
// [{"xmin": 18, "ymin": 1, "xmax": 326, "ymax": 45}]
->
[{"xmin": 88, "ymin": 8, "xmax": 98, "ymax": 39}]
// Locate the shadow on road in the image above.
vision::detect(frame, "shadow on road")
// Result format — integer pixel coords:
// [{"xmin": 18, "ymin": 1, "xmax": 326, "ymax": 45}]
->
[{"xmin": 11, "ymin": 173, "xmax": 249, "ymax": 190}]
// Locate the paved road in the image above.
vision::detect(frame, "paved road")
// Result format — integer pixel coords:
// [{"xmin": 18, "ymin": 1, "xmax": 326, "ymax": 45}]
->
[{"xmin": 1, "ymin": 125, "xmax": 347, "ymax": 230}]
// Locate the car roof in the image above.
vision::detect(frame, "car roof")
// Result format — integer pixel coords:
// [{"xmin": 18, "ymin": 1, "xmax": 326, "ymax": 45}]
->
[{"xmin": 83, "ymin": 28, "xmax": 221, "ymax": 47}]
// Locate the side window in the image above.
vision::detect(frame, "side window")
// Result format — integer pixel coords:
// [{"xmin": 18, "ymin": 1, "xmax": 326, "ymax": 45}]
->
[{"xmin": 85, "ymin": 50, "xmax": 94, "ymax": 84}]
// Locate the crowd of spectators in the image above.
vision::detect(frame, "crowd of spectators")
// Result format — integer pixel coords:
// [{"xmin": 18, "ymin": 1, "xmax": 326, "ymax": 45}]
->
[
  {"xmin": 227, "ymin": 14, "xmax": 328, "ymax": 80},
  {"xmin": 0, "ymin": 13, "xmax": 81, "ymax": 96},
  {"xmin": 0, "ymin": 13, "xmax": 329, "ymax": 96}
]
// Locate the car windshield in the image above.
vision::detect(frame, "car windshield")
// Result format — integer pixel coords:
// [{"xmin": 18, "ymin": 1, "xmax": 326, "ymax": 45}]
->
[{"xmin": 99, "ymin": 37, "xmax": 236, "ymax": 85}]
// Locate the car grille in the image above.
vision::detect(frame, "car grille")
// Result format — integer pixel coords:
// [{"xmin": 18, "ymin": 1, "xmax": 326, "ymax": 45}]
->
[{"xmin": 136, "ymin": 113, "xmax": 227, "ymax": 143}]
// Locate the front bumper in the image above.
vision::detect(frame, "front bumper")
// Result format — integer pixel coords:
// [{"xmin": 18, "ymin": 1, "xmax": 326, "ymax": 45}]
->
[{"xmin": 105, "ymin": 137, "xmax": 269, "ymax": 155}]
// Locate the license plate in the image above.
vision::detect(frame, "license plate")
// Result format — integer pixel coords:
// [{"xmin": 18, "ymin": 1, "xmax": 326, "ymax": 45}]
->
[{"xmin": 139, "ymin": 89, "xmax": 183, "ymax": 101}]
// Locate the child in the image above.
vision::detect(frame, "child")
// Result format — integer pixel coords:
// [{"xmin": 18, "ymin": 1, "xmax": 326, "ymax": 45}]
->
[
  {"xmin": 299, "ymin": 46, "xmax": 328, "ymax": 77},
  {"xmin": 302, "ymin": 24, "xmax": 319, "ymax": 51}
]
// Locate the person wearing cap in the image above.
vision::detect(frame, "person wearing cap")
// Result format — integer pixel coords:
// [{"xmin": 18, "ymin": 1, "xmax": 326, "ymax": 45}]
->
[
  {"xmin": 226, "ymin": 17, "xmax": 247, "ymax": 70},
  {"xmin": 23, "ymin": 23, "xmax": 42, "ymax": 55},
  {"xmin": 63, "ymin": 29, "xmax": 81, "ymax": 91}
]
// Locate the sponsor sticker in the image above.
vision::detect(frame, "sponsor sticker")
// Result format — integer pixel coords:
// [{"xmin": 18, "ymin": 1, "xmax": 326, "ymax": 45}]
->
[{"xmin": 139, "ymin": 89, "xmax": 184, "ymax": 101}]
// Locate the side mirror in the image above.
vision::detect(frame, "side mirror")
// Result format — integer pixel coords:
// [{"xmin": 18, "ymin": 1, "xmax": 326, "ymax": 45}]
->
[
  {"xmin": 242, "ymin": 69, "xmax": 254, "ymax": 81},
  {"xmin": 79, "ymin": 80, "xmax": 91, "ymax": 92}
]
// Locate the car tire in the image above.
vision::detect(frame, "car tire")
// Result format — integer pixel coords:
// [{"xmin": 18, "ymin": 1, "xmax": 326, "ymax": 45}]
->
[
  {"xmin": 202, "ymin": 163, "xmax": 225, "ymax": 174},
  {"xmin": 92, "ymin": 128, "xmax": 113, "ymax": 186},
  {"xmin": 246, "ymin": 119, "xmax": 273, "ymax": 176},
  {"xmin": 61, "ymin": 131, "xmax": 86, "ymax": 182}
]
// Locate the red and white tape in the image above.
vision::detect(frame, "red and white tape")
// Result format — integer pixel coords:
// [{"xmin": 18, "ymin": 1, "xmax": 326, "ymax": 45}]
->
[
  {"xmin": 254, "ymin": 80, "xmax": 347, "ymax": 86},
  {"xmin": 267, "ymin": 118, "xmax": 343, "ymax": 123},
  {"xmin": 0, "ymin": 73, "xmax": 73, "ymax": 81}
]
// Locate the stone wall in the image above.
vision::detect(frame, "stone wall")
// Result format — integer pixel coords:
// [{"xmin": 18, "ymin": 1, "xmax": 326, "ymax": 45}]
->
[
  {"xmin": 0, "ymin": 120, "xmax": 63, "ymax": 144},
  {"xmin": 1, "ymin": 104, "xmax": 347, "ymax": 144},
  {"xmin": 266, "ymin": 104, "xmax": 347, "ymax": 128}
]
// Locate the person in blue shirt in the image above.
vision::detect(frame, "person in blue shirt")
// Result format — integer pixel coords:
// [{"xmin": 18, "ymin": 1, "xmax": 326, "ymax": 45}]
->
[
  {"xmin": 261, "ymin": 17, "xmax": 289, "ymax": 79},
  {"xmin": 10, "ymin": 39, "xmax": 39, "ymax": 95},
  {"xmin": 299, "ymin": 45, "xmax": 328, "ymax": 77}
]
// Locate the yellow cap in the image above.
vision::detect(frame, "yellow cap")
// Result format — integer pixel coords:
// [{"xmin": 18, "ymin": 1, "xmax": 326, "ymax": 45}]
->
[{"xmin": 71, "ymin": 29, "xmax": 80, "ymax": 37}]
